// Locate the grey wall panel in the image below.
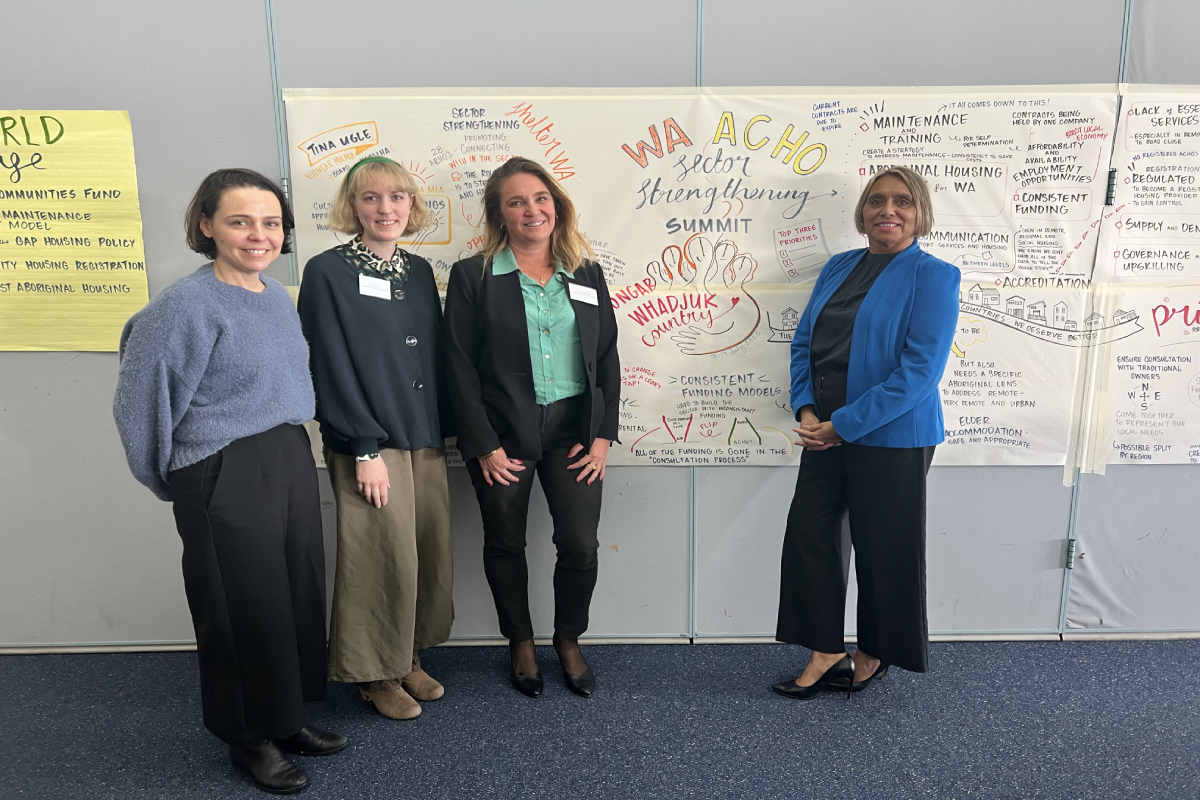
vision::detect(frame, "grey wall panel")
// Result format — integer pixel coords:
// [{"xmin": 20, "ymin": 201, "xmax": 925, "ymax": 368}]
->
[
  {"xmin": 703, "ymin": 0, "xmax": 1125, "ymax": 87},
  {"xmin": 0, "ymin": 355, "xmax": 193, "ymax": 645},
  {"xmin": 447, "ymin": 467, "xmax": 691, "ymax": 638},
  {"xmin": 924, "ymin": 467, "xmax": 1070, "ymax": 633},
  {"xmin": 1127, "ymin": 0, "xmax": 1200, "ymax": 84},
  {"xmin": 0, "ymin": 1, "xmax": 288, "ymax": 646},
  {"xmin": 1067, "ymin": 466, "xmax": 1200, "ymax": 631},
  {"xmin": 274, "ymin": 0, "xmax": 697, "ymax": 89},
  {"xmin": 696, "ymin": 466, "xmax": 1070, "ymax": 636},
  {"xmin": 694, "ymin": 466, "xmax": 792, "ymax": 635}
]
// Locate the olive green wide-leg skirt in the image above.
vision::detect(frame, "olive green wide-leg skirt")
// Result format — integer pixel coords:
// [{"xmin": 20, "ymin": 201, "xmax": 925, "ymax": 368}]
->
[{"xmin": 324, "ymin": 447, "xmax": 454, "ymax": 683}]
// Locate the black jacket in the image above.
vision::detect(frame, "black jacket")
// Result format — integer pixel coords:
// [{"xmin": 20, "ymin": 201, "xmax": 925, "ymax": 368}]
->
[
  {"xmin": 444, "ymin": 254, "xmax": 620, "ymax": 461},
  {"xmin": 297, "ymin": 248, "xmax": 454, "ymax": 457}
]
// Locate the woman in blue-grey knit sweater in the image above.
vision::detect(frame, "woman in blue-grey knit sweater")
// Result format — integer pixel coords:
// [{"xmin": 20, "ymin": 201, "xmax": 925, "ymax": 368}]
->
[{"xmin": 113, "ymin": 169, "xmax": 346, "ymax": 796}]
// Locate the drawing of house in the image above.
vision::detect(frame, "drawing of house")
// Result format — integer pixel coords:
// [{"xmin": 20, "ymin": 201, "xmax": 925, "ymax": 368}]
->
[
  {"xmin": 1027, "ymin": 300, "xmax": 1047, "ymax": 323},
  {"xmin": 980, "ymin": 287, "xmax": 1000, "ymax": 306},
  {"xmin": 1007, "ymin": 295, "xmax": 1025, "ymax": 318},
  {"xmin": 1113, "ymin": 309, "xmax": 1138, "ymax": 324},
  {"xmin": 1085, "ymin": 312, "xmax": 1105, "ymax": 328},
  {"xmin": 779, "ymin": 307, "xmax": 799, "ymax": 330},
  {"xmin": 1064, "ymin": 320, "xmax": 1077, "ymax": 331},
  {"xmin": 967, "ymin": 284, "xmax": 982, "ymax": 304},
  {"xmin": 1053, "ymin": 302, "xmax": 1068, "ymax": 327}
]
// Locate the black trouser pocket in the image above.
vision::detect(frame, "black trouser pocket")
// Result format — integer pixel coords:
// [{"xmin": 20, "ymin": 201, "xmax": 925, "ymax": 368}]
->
[{"xmin": 170, "ymin": 450, "xmax": 223, "ymax": 510}]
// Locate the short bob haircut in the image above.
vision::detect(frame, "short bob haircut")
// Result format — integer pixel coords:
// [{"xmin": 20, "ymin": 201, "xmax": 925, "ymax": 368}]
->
[
  {"xmin": 479, "ymin": 156, "xmax": 594, "ymax": 273},
  {"xmin": 854, "ymin": 165, "xmax": 935, "ymax": 239},
  {"xmin": 185, "ymin": 168, "xmax": 295, "ymax": 259},
  {"xmin": 329, "ymin": 159, "xmax": 431, "ymax": 237}
]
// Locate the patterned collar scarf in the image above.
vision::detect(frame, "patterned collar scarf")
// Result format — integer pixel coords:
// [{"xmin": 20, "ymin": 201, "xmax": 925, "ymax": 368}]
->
[{"xmin": 336, "ymin": 234, "xmax": 412, "ymax": 289}]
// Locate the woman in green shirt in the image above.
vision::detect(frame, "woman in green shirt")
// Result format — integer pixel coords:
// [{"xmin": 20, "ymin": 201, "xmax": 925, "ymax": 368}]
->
[{"xmin": 445, "ymin": 157, "xmax": 621, "ymax": 699}]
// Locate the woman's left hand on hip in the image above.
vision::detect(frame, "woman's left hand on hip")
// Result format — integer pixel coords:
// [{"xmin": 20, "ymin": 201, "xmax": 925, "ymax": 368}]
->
[{"xmin": 567, "ymin": 438, "xmax": 610, "ymax": 485}]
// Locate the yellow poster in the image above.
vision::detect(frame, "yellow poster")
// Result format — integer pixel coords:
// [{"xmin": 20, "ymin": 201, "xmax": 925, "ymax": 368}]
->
[{"xmin": 0, "ymin": 110, "xmax": 148, "ymax": 351}]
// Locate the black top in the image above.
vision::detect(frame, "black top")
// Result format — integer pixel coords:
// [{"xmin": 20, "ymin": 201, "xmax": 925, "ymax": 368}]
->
[
  {"xmin": 443, "ymin": 254, "xmax": 621, "ymax": 462},
  {"xmin": 297, "ymin": 248, "xmax": 454, "ymax": 457},
  {"xmin": 810, "ymin": 250, "xmax": 898, "ymax": 375}
]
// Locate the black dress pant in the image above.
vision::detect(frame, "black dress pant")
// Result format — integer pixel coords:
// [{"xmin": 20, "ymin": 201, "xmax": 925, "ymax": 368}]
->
[
  {"xmin": 169, "ymin": 424, "xmax": 327, "ymax": 744},
  {"xmin": 466, "ymin": 396, "xmax": 602, "ymax": 642},
  {"xmin": 776, "ymin": 372, "xmax": 935, "ymax": 673}
]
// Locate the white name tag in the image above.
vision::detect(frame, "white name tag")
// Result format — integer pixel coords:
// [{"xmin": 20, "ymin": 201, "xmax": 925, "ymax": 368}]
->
[
  {"xmin": 358, "ymin": 274, "xmax": 392, "ymax": 300},
  {"xmin": 568, "ymin": 282, "xmax": 599, "ymax": 305}
]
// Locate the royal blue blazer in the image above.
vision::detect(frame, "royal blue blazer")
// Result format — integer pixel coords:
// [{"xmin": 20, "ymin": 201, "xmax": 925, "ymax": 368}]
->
[{"xmin": 789, "ymin": 239, "xmax": 960, "ymax": 447}]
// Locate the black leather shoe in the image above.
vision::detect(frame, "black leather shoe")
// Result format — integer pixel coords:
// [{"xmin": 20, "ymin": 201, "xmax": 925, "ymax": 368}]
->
[
  {"xmin": 827, "ymin": 664, "xmax": 889, "ymax": 693},
  {"xmin": 509, "ymin": 643, "xmax": 543, "ymax": 698},
  {"xmin": 510, "ymin": 666, "xmax": 544, "ymax": 698},
  {"xmin": 553, "ymin": 633, "xmax": 595, "ymax": 698},
  {"xmin": 230, "ymin": 740, "xmax": 308, "ymax": 794},
  {"xmin": 563, "ymin": 665, "xmax": 596, "ymax": 698},
  {"xmin": 276, "ymin": 725, "xmax": 348, "ymax": 757},
  {"xmin": 772, "ymin": 654, "xmax": 855, "ymax": 701}
]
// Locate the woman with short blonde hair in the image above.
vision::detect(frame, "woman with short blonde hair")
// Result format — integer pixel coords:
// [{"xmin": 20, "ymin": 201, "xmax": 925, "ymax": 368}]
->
[
  {"xmin": 298, "ymin": 156, "xmax": 455, "ymax": 721},
  {"xmin": 329, "ymin": 158, "xmax": 432, "ymax": 235}
]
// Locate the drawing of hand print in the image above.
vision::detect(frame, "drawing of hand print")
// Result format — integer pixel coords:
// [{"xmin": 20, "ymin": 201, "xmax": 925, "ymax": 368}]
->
[
  {"xmin": 671, "ymin": 233, "xmax": 760, "ymax": 355},
  {"xmin": 645, "ymin": 243, "xmax": 696, "ymax": 291}
]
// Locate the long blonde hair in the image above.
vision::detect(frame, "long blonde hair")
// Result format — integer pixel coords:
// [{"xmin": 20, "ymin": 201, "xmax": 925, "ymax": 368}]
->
[{"xmin": 479, "ymin": 157, "xmax": 593, "ymax": 272}]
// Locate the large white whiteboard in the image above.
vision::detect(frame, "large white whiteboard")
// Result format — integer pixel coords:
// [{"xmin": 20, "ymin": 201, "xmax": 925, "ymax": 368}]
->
[{"xmin": 283, "ymin": 86, "xmax": 1119, "ymax": 466}]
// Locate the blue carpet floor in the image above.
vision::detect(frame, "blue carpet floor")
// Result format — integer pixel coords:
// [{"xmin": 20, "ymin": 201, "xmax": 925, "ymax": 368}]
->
[{"xmin": 2, "ymin": 642, "xmax": 1198, "ymax": 799}]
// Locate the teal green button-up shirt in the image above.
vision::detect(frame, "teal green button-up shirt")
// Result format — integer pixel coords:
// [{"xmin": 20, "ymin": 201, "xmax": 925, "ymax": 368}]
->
[{"xmin": 492, "ymin": 247, "xmax": 587, "ymax": 405}]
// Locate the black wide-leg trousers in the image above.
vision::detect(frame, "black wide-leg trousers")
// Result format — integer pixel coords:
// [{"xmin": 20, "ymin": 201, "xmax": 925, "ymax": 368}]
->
[
  {"xmin": 466, "ymin": 397, "xmax": 602, "ymax": 642},
  {"xmin": 776, "ymin": 441, "xmax": 935, "ymax": 674},
  {"xmin": 169, "ymin": 424, "xmax": 327, "ymax": 744}
]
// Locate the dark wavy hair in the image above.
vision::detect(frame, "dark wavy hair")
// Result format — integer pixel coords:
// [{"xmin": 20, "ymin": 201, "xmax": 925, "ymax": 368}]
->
[{"xmin": 184, "ymin": 168, "xmax": 295, "ymax": 259}]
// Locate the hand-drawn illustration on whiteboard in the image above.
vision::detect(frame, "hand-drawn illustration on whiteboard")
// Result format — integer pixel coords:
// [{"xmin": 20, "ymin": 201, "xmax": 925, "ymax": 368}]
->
[
  {"xmin": 1095, "ymin": 92, "xmax": 1200, "ymax": 283},
  {"xmin": 635, "ymin": 233, "xmax": 760, "ymax": 356},
  {"xmin": 1099, "ymin": 285, "xmax": 1200, "ymax": 464},
  {"xmin": 282, "ymin": 87, "xmax": 1117, "ymax": 466},
  {"xmin": 855, "ymin": 97, "xmax": 1113, "ymax": 281},
  {"xmin": 959, "ymin": 290, "xmax": 1142, "ymax": 347},
  {"xmin": 774, "ymin": 218, "xmax": 831, "ymax": 283},
  {"xmin": 935, "ymin": 287, "xmax": 1091, "ymax": 465}
]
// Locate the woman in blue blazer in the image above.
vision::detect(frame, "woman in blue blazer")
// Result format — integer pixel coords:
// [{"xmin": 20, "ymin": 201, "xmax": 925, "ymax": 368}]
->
[{"xmin": 771, "ymin": 166, "xmax": 960, "ymax": 700}]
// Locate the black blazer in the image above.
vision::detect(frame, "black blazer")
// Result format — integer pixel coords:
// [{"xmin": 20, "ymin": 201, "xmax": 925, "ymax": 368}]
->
[{"xmin": 444, "ymin": 254, "xmax": 620, "ymax": 461}]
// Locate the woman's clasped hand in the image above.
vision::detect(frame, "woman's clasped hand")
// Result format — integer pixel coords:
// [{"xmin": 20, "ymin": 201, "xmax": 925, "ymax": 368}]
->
[{"xmin": 794, "ymin": 406, "xmax": 843, "ymax": 451}]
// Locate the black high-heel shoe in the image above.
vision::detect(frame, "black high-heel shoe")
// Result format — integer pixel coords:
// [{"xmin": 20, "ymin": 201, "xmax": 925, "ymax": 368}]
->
[
  {"xmin": 509, "ymin": 641, "xmax": 543, "ymax": 698},
  {"xmin": 827, "ymin": 663, "xmax": 889, "ymax": 694},
  {"xmin": 771, "ymin": 654, "xmax": 855, "ymax": 701},
  {"xmin": 553, "ymin": 634, "xmax": 595, "ymax": 698}
]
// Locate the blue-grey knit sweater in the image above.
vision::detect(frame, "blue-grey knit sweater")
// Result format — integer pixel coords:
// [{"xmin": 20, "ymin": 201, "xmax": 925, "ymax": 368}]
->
[{"xmin": 113, "ymin": 264, "xmax": 315, "ymax": 501}]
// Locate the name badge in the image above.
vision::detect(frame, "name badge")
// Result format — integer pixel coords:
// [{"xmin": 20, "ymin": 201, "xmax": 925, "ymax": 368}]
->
[
  {"xmin": 359, "ymin": 274, "xmax": 391, "ymax": 300},
  {"xmin": 568, "ymin": 282, "xmax": 599, "ymax": 305}
]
